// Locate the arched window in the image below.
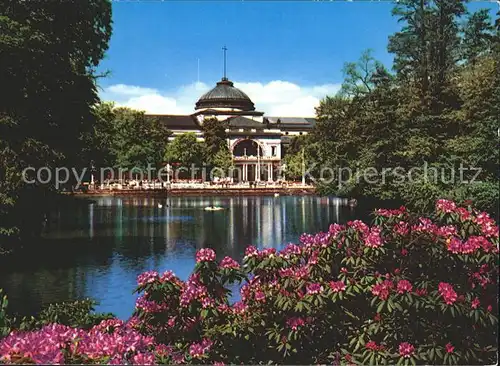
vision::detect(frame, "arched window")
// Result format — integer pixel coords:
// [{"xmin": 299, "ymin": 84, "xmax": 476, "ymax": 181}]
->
[{"xmin": 232, "ymin": 139, "xmax": 263, "ymax": 157}]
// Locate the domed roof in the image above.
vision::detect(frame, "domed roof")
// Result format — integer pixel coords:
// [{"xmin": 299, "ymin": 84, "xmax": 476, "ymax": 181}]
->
[{"xmin": 195, "ymin": 78, "xmax": 255, "ymax": 111}]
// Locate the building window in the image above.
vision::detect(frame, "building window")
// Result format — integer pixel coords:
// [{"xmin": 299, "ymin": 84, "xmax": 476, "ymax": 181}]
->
[{"xmin": 271, "ymin": 146, "xmax": 276, "ymax": 156}]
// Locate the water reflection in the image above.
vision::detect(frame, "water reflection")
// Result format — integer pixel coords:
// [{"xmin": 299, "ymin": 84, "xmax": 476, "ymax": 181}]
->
[{"xmin": 0, "ymin": 196, "xmax": 358, "ymax": 319}]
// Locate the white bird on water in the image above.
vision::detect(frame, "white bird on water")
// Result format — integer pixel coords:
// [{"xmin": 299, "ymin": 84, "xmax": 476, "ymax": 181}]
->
[
  {"xmin": 274, "ymin": 193, "xmax": 280, "ymax": 197},
  {"xmin": 158, "ymin": 203, "xmax": 163, "ymax": 208}
]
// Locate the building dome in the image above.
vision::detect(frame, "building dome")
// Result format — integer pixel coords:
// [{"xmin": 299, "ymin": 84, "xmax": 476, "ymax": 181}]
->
[{"xmin": 195, "ymin": 78, "xmax": 255, "ymax": 111}]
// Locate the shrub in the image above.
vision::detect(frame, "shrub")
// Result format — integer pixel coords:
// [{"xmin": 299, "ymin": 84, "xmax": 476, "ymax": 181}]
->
[{"xmin": 0, "ymin": 199, "xmax": 498, "ymax": 365}]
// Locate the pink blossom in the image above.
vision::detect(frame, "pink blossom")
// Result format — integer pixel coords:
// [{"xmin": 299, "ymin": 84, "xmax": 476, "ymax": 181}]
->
[
  {"xmin": 399, "ymin": 342, "xmax": 415, "ymax": 358},
  {"xmin": 286, "ymin": 317, "xmax": 306, "ymax": 331},
  {"xmin": 365, "ymin": 226, "xmax": 384, "ymax": 248},
  {"xmin": 244, "ymin": 245, "xmax": 258, "ymax": 257},
  {"xmin": 329, "ymin": 280, "xmax": 346, "ymax": 293},
  {"xmin": 306, "ymin": 283, "xmax": 323, "ymax": 295},
  {"xmin": 137, "ymin": 271, "xmax": 160, "ymax": 286},
  {"xmin": 438, "ymin": 282, "xmax": 458, "ymax": 305},
  {"xmin": 132, "ymin": 352, "xmax": 155, "ymax": 365},
  {"xmin": 347, "ymin": 220, "xmax": 369, "ymax": 236},
  {"xmin": 394, "ymin": 221, "xmax": 410, "ymax": 236},
  {"xmin": 219, "ymin": 256, "xmax": 240, "ymax": 269},
  {"xmin": 255, "ymin": 290, "xmax": 266, "ymax": 302},
  {"xmin": 366, "ymin": 341, "xmax": 379, "ymax": 351},
  {"xmin": 189, "ymin": 339, "xmax": 213, "ymax": 359},
  {"xmin": 397, "ymin": 280, "xmax": 413, "ymax": 294},
  {"xmin": 371, "ymin": 280, "xmax": 393, "ymax": 300},
  {"xmin": 445, "ymin": 343, "xmax": 454, "ymax": 353},
  {"xmin": 196, "ymin": 248, "xmax": 216, "ymax": 262},
  {"xmin": 471, "ymin": 297, "xmax": 480, "ymax": 309},
  {"xmin": 436, "ymin": 199, "xmax": 456, "ymax": 213}
]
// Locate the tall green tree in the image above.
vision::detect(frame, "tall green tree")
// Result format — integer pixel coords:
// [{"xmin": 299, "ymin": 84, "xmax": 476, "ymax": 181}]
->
[
  {"xmin": 0, "ymin": 0, "xmax": 112, "ymax": 250},
  {"xmin": 164, "ymin": 133, "xmax": 203, "ymax": 177},
  {"xmin": 109, "ymin": 107, "xmax": 171, "ymax": 170}
]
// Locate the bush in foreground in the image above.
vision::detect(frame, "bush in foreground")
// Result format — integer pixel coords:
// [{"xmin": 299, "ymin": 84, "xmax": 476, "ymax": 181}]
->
[{"xmin": 0, "ymin": 199, "xmax": 498, "ymax": 365}]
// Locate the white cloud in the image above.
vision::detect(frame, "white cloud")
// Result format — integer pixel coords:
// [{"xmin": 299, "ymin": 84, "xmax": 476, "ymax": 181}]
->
[{"xmin": 100, "ymin": 80, "xmax": 340, "ymax": 117}]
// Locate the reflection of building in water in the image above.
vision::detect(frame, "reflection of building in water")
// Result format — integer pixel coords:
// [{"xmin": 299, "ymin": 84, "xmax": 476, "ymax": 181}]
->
[{"xmin": 87, "ymin": 196, "xmax": 343, "ymax": 258}]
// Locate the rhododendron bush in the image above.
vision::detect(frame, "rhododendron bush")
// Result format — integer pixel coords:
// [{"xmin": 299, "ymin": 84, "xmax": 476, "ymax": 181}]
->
[{"xmin": 0, "ymin": 199, "xmax": 498, "ymax": 365}]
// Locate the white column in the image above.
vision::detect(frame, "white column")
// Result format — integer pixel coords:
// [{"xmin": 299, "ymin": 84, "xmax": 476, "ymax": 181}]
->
[
  {"xmin": 256, "ymin": 162, "xmax": 260, "ymax": 181},
  {"xmin": 243, "ymin": 164, "xmax": 248, "ymax": 181},
  {"xmin": 267, "ymin": 163, "xmax": 273, "ymax": 182}
]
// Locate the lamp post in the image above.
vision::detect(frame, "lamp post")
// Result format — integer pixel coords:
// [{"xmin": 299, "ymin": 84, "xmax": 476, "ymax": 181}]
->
[{"xmin": 301, "ymin": 148, "xmax": 305, "ymax": 186}]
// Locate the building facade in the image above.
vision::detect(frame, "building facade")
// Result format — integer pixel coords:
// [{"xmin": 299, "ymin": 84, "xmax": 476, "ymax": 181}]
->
[{"xmin": 147, "ymin": 77, "xmax": 316, "ymax": 182}]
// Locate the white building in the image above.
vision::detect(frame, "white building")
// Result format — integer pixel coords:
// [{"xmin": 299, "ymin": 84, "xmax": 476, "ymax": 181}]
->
[{"xmin": 147, "ymin": 76, "xmax": 315, "ymax": 182}]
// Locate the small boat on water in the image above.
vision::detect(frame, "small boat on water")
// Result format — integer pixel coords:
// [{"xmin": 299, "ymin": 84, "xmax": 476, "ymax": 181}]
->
[{"xmin": 204, "ymin": 206, "xmax": 224, "ymax": 211}]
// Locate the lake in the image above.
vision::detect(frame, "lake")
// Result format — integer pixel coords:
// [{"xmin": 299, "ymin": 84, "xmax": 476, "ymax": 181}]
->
[{"xmin": 0, "ymin": 195, "xmax": 360, "ymax": 319}]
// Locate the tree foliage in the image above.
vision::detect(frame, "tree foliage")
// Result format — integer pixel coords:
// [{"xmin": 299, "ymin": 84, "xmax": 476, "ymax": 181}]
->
[
  {"xmin": 312, "ymin": 1, "xmax": 499, "ymax": 215},
  {"xmin": 0, "ymin": 0, "xmax": 112, "ymax": 250}
]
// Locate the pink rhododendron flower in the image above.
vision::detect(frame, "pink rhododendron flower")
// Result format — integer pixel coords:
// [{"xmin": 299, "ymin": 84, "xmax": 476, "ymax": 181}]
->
[
  {"xmin": 306, "ymin": 283, "xmax": 323, "ymax": 295},
  {"xmin": 196, "ymin": 248, "xmax": 216, "ymax": 262},
  {"xmin": 436, "ymin": 199, "xmax": 456, "ymax": 213},
  {"xmin": 189, "ymin": 339, "xmax": 213, "ymax": 359},
  {"xmin": 445, "ymin": 343, "xmax": 454, "ymax": 353},
  {"xmin": 438, "ymin": 282, "xmax": 458, "ymax": 305},
  {"xmin": 255, "ymin": 290, "xmax": 266, "ymax": 302},
  {"xmin": 132, "ymin": 352, "xmax": 155, "ymax": 365},
  {"xmin": 286, "ymin": 317, "xmax": 306, "ymax": 331},
  {"xmin": 399, "ymin": 342, "xmax": 415, "ymax": 358},
  {"xmin": 397, "ymin": 280, "xmax": 413, "ymax": 294},
  {"xmin": 137, "ymin": 271, "xmax": 160, "ymax": 286},
  {"xmin": 347, "ymin": 220, "xmax": 369, "ymax": 236},
  {"xmin": 365, "ymin": 341, "xmax": 379, "ymax": 351},
  {"xmin": 365, "ymin": 226, "xmax": 384, "ymax": 248},
  {"xmin": 219, "ymin": 256, "xmax": 240, "ymax": 269},
  {"xmin": 329, "ymin": 280, "xmax": 346, "ymax": 293},
  {"xmin": 394, "ymin": 221, "xmax": 410, "ymax": 236},
  {"xmin": 371, "ymin": 280, "xmax": 393, "ymax": 300},
  {"xmin": 471, "ymin": 297, "xmax": 480, "ymax": 309}
]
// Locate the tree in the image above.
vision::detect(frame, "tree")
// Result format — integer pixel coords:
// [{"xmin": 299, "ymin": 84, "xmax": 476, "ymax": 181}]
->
[
  {"xmin": 461, "ymin": 9, "xmax": 495, "ymax": 64},
  {"xmin": 164, "ymin": 133, "xmax": 203, "ymax": 177},
  {"xmin": 0, "ymin": 0, "xmax": 112, "ymax": 250}
]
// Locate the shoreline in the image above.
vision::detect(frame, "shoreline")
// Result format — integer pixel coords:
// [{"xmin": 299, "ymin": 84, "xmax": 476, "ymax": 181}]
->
[{"xmin": 70, "ymin": 187, "xmax": 318, "ymax": 197}]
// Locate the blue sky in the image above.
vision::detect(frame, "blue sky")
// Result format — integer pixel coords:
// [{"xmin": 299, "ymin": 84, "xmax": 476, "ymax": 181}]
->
[{"xmin": 99, "ymin": 1, "xmax": 498, "ymax": 116}]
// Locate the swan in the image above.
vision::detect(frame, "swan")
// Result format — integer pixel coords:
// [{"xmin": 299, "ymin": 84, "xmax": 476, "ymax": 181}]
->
[
  {"xmin": 274, "ymin": 193, "xmax": 280, "ymax": 197},
  {"xmin": 158, "ymin": 203, "xmax": 163, "ymax": 208}
]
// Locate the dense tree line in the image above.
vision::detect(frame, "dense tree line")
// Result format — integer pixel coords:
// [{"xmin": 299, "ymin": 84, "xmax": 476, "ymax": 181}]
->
[
  {"xmin": 289, "ymin": 0, "xmax": 499, "ymax": 214},
  {"xmin": 0, "ymin": 0, "xmax": 113, "ymax": 251}
]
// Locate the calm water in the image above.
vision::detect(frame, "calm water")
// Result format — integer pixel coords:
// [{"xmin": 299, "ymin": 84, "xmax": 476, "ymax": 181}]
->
[{"xmin": 0, "ymin": 195, "xmax": 359, "ymax": 319}]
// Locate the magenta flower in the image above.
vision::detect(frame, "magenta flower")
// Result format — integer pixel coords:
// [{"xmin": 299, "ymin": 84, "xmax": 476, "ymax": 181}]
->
[
  {"xmin": 244, "ymin": 245, "xmax": 258, "ymax": 257},
  {"xmin": 137, "ymin": 271, "xmax": 160, "ymax": 286},
  {"xmin": 254, "ymin": 290, "xmax": 266, "ymax": 302},
  {"xmin": 438, "ymin": 282, "xmax": 458, "ymax": 305},
  {"xmin": 371, "ymin": 280, "xmax": 393, "ymax": 300},
  {"xmin": 196, "ymin": 248, "xmax": 216, "ymax": 262},
  {"xmin": 365, "ymin": 226, "xmax": 384, "ymax": 248},
  {"xmin": 132, "ymin": 352, "xmax": 155, "ymax": 365},
  {"xmin": 436, "ymin": 199, "xmax": 456, "ymax": 213},
  {"xmin": 306, "ymin": 283, "xmax": 323, "ymax": 295},
  {"xmin": 397, "ymin": 280, "xmax": 413, "ymax": 294},
  {"xmin": 329, "ymin": 280, "xmax": 346, "ymax": 293},
  {"xmin": 219, "ymin": 256, "xmax": 240, "ymax": 269},
  {"xmin": 445, "ymin": 343, "xmax": 454, "ymax": 353},
  {"xmin": 366, "ymin": 341, "xmax": 379, "ymax": 351},
  {"xmin": 471, "ymin": 297, "xmax": 480, "ymax": 309},
  {"xmin": 286, "ymin": 317, "xmax": 306, "ymax": 331},
  {"xmin": 399, "ymin": 342, "xmax": 415, "ymax": 358},
  {"xmin": 394, "ymin": 221, "xmax": 409, "ymax": 236}
]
